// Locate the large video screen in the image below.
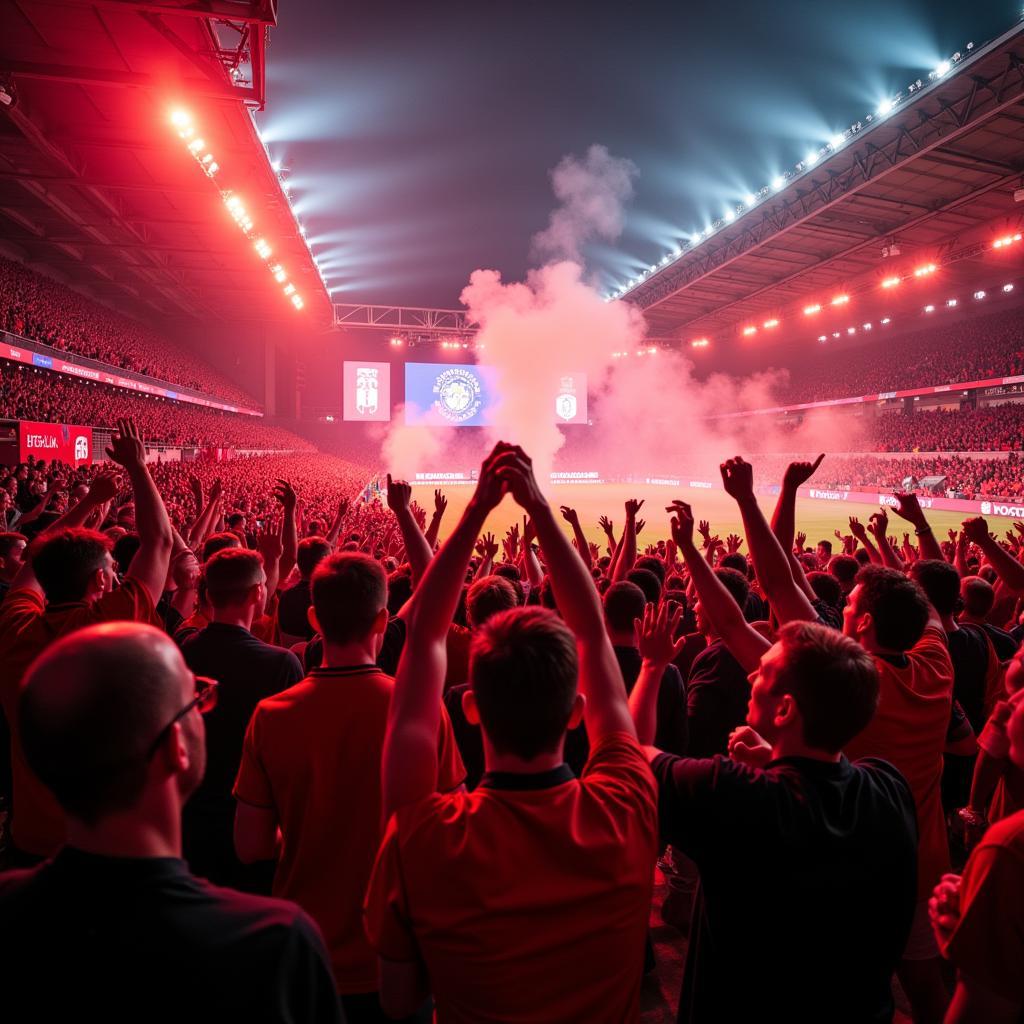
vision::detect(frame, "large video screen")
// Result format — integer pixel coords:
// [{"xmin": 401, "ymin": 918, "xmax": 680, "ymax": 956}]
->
[
  {"xmin": 343, "ymin": 361, "xmax": 391, "ymax": 421},
  {"xmin": 404, "ymin": 363, "xmax": 587, "ymax": 426}
]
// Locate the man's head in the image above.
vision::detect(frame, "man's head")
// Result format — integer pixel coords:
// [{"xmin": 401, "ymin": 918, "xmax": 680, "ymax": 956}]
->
[
  {"xmin": 807, "ymin": 571, "xmax": 842, "ymax": 610},
  {"xmin": 464, "ymin": 607, "xmax": 583, "ymax": 761},
  {"xmin": 843, "ymin": 565, "xmax": 930, "ymax": 653},
  {"xmin": 816, "ymin": 539, "xmax": 833, "ymax": 563},
  {"xmin": 695, "ymin": 567, "xmax": 749, "ymax": 636},
  {"xmin": 0, "ymin": 531, "xmax": 27, "ymax": 582},
  {"xmin": 203, "ymin": 549, "xmax": 265, "ymax": 621},
  {"xmin": 719, "ymin": 552, "xmax": 749, "ymax": 576},
  {"xmin": 827, "ymin": 554, "xmax": 859, "ymax": 593},
  {"xmin": 111, "ymin": 533, "xmax": 141, "ymax": 578},
  {"xmin": 32, "ymin": 528, "xmax": 116, "ymax": 604},
  {"xmin": 201, "ymin": 532, "xmax": 241, "ymax": 563},
  {"xmin": 747, "ymin": 620, "xmax": 879, "ymax": 754},
  {"xmin": 626, "ymin": 567, "xmax": 661, "ymax": 605},
  {"xmin": 960, "ymin": 575, "xmax": 995, "ymax": 621},
  {"xmin": 603, "ymin": 581, "xmax": 647, "ymax": 643},
  {"xmin": 296, "ymin": 536, "xmax": 332, "ymax": 580},
  {"xmin": 310, "ymin": 553, "xmax": 388, "ymax": 647},
  {"xmin": 19, "ymin": 622, "xmax": 206, "ymax": 827},
  {"xmin": 634, "ymin": 555, "xmax": 666, "ymax": 584},
  {"xmin": 492, "ymin": 563, "xmax": 525, "ymax": 605},
  {"xmin": 116, "ymin": 502, "xmax": 136, "ymax": 530},
  {"xmin": 909, "ymin": 559, "xmax": 962, "ymax": 619},
  {"xmin": 225, "ymin": 512, "xmax": 245, "ymax": 532},
  {"xmin": 466, "ymin": 575, "xmax": 518, "ymax": 630}
]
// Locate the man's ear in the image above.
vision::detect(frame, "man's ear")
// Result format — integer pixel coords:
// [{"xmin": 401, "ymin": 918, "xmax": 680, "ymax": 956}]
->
[
  {"xmin": 307, "ymin": 605, "xmax": 320, "ymax": 634},
  {"xmin": 462, "ymin": 688, "xmax": 480, "ymax": 726},
  {"xmin": 856, "ymin": 610, "xmax": 873, "ymax": 637},
  {"xmin": 774, "ymin": 693, "xmax": 798, "ymax": 731},
  {"xmin": 373, "ymin": 606, "xmax": 388, "ymax": 634},
  {"xmin": 567, "ymin": 692, "xmax": 586, "ymax": 730}
]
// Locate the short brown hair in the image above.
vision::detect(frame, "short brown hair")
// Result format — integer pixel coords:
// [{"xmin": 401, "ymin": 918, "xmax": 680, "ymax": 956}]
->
[
  {"xmin": 466, "ymin": 575, "xmax": 518, "ymax": 629},
  {"xmin": 311, "ymin": 553, "xmax": 387, "ymax": 644},
  {"xmin": 771, "ymin": 621, "xmax": 879, "ymax": 753},
  {"xmin": 203, "ymin": 548, "xmax": 263, "ymax": 608},
  {"xmin": 32, "ymin": 528, "xmax": 111, "ymax": 604},
  {"xmin": 470, "ymin": 607, "xmax": 578, "ymax": 759}
]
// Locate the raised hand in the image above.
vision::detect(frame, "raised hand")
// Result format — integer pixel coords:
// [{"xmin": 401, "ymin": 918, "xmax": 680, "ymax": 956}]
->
[
  {"xmin": 795, "ymin": 530, "xmax": 806, "ymax": 551},
  {"xmin": 720, "ymin": 456, "xmax": 755, "ymax": 502},
  {"xmin": 104, "ymin": 417, "xmax": 146, "ymax": 471},
  {"xmin": 492, "ymin": 445, "xmax": 546, "ymax": 515},
  {"xmin": 783, "ymin": 453, "xmax": 825, "ymax": 490},
  {"xmin": 588, "ymin": 541, "xmax": 601, "ymax": 562},
  {"xmin": 727, "ymin": 725, "xmax": 773, "ymax": 768},
  {"xmin": 848, "ymin": 516, "xmax": 868, "ymax": 541},
  {"xmin": 385, "ymin": 473, "xmax": 411, "ymax": 513},
  {"xmin": 273, "ymin": 478, "xmax": 297, "ymax": 512},
  {"xmin": 598, "ymin": 515, "xmax": 614, "ymax": 536},
  {"xmin": 475, "ymin": 531, "xmax": 499, "ymax": 560},
  {"xmin": 88, "ymin": 468, "xmax": 122, "ymax": 505},
  {"xmin": 559, "ymin": 505, "xmax": 580, "ymax": 525},
  {"xmin": 867, "ymin": 509, "xmax": 888, "ymax": 540},
  {"xmin": 634, "ymin": 601, "xmax": 685, "ymax": 666},
  {"xmin": 433, "ymin": 489, "xmax": 448, "ymax": 516},
  {"xmin": 625, "ymin": 498, "xmax": 645, "ymax": 520},
  {"xmin": 666, "ymin": 499, "xmax": 695, "ymax": 549},
  {"xmin": 697, "ymin": 519, "xmax": 712, "ymax": 544},
  {"xmin": 892, "ymin": 492, "xmax": 927, "ymax": 528},
  {"xmin": 726, "ymin": 533, "xmax": 744, "ymax": 553},
  {"xmin": 961, "ymin": 516, "xmax": 989, "ymax": 545},
  {"xmin": 256, "ymin": 525, "xmax": 284, "ymax": 564},
  {"xmin": 522, "ymin": 515, "xmax": 537, "ymax": 547},
  {"xmin": 635, "ymin": 518, "xmax": 645, "ymax": 537},
  {"xmin": 209, "ymin": 477, "xmax": 224, "ymax": 502}
]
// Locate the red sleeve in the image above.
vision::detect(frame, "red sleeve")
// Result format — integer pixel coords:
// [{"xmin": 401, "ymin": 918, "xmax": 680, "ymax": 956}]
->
[
  {"xmin": 232, "ymin": 705, "xmax": 275, "ymax": 810},
  {"xmin": 581, "ymin": 731, "xmax": 658, "ymax": 828},
  {"xmin": 93, "ymin": 577, "xmax": 159, "ymax": 626},
  {"xmin": 437, "ymin": 701, "xmax": 466, "ymax": 792},
  {"xmin": 943, "ymin": 830, "xmax": 1024, "ymax": 1002},
  {"xmin": 0, "ymin": 588, "xmax": 45, "ymax": 636},
  {"xmin": 363, "ymin": 814, "xmax": 420, "ymax": 962}
]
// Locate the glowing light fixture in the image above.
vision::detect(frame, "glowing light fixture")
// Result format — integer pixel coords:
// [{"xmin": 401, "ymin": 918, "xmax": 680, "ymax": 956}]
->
[
  {"xmin": 881, "ymin": 317, "xmax": 891, "ymax": 324},
  {"xmin": 831, "ymin": 294, "xmax": 849, "ymax": 306},
  {"xmin": 763, "ymin": 318, "xmax": 779, "ymax": 328},
  {"xmin": 947, "ymin": 298, "xmax": 958, "ymax": 307},
  {"xmin": 876, "ymin": 97, "xmax": 895, "ymax": 116},
  {"xmin": 974, "ymin": 290, "xmax": 986, "ymax": 299},
  {"xmin": 924, "ymin": 304, "xmax": 935, "ymax": 312},
  {"xmin": 993, "ymin": 233, "xmax": 1022, "ymax": 249},
  {"xmin": 803, "ymin": 303, "xmax": 821, "ymax": 315},
  {"xmin": 771, "ymin": 175, "xmax": 785, "ymax": 190},
  {"xmin": 742, "ymin": 325, "xmax": 758, "ymax": 336},
  {"xmin": 914, "ymin": 263, "xmax": 937, "ymax": 277},
  {"xmin": 744, "ymin": 192, "xmax": 757, "ymax": 206},
  {"xmin": 691, "ymin": 338, "xmax": 709, "ymax": 348},
  {"xmin": 881, "ymin": 276, "xmax": 901, "ymax": 289},
  {"xmin": 1004, "ymin": 283, "xmax": 1015, "ymax": 293},
  {"xmin": 933, "ymin": 60, "xmax": 951, "ymax": 77}
]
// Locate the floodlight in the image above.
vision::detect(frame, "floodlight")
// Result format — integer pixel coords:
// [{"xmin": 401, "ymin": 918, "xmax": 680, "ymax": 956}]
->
[
  {"xmin": 771, "ymin": 175, "xmax": 785, "ymax": 190},
  {"xmin": 829, "ymin": 133, "xmax": 845, "ymax": 149},
  {"xmin": 877, "ymin": 98, "xmax": 895, "ymax": 116}
]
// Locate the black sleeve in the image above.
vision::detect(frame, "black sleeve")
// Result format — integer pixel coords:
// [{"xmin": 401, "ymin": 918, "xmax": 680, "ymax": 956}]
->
[
  {"xmin": 377, "ymin": 616, "xmax": 407, "ymax": 677},
  {"xmin": 272, "ymin": 910, "xmax": 343, "ymax": 1024},
  {"xmin": 649, "ymin": 753, "xmax": 719, "ymax": 857},
  {"xmin": 655, "ymin": 665, "xmax": 688, "ymax": 756},
  {"xmin": 281, "ymin": 651, "xmax": 305, "ymax": 688}
]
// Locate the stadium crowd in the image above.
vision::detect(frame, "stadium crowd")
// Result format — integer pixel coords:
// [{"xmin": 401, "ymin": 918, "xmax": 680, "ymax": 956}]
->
[
  {"xmin": 866, "ymin": 404, "xmax": 1024, "ymax": 454},
  {"xmin": 0, "ymin": 257, "xmax": 259, "ymax": 408},
  {"xmin": 0, "ymin": 423, "xmax": 1022, "ymax": 1023},
  {"xmin": 0, "ymin": 362, "xmax": 311, "ymax": 450},
  {"xmin": 774, "ymin": 306, "xmax": 1024, "ymax": 407}
]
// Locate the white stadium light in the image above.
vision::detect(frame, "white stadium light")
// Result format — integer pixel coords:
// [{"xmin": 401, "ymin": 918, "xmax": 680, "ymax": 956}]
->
[
  {"xmin": 744, "ymin": 193, "xmax": 757, "ymax": 206},
  {"xmin": 829, "ymin": 133, "xmax": 845, "ymax": 149},
  {"xmin": 772, "ymin": 175, "xmax": 785, "ymax": 190},
  {"xmin": 934, "ymin": 60, "xmax": 951, "ymax": 77},
  {"xmin": 1004, "ymin": 284, "xmax": 1015, "ymax": 293},
  {"xmin": 877, "ymin": 97, "xmax": 895, "ymax": 116},
  {"xmin": 974, "ymin": 290, "xmax": 986, "ymax": 299},
  {"xmin": 805, "ymin": 151, "xmax": 819, "ymax": 166},
  {"xmin": 724, "ymin": 210, "xmax": 735, "ymax": 223}
]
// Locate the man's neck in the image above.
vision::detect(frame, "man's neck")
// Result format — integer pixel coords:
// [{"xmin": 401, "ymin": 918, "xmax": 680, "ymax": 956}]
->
[
  {"xmin": 770, "ymin": 734, "xmax": 841, "ymax": 763},
  {"xmin": 959, "ymin": 613, "xmax": 984, "ymax": 626},
  {"xmin": 65, "ymin": 798, "xmax": 182, "ymax": 860},
  {"xmin": 940, "ymin": 614, "xmax": 958, "ymax": 633},
  {"xmin": 320, "ymin": 638, "xmax": 377, "ymax": 668},
  {"xmin": 211, "ymin": 608, "xmax": 253, "ymax": 630},
  {"xmin": 483, "ymin": 748, "xmax": 567, "ymax": 775}
]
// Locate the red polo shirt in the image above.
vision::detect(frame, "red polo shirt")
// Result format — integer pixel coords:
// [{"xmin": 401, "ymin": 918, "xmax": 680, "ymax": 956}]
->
[
  {"xmin": 234, "ymin": 664, "xmax": 465, "ymax": 994},
  {"xmin": 364, "ymin": 731, "xmax": 658, "ymax": 1023}
]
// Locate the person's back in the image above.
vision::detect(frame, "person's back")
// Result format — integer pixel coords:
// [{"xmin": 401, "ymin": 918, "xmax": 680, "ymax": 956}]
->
[
  {"xmin": 368, "ymin": 734, "xmax": 657, "ymax": 1023},
  {"xmin": 3, "ymin": 620, "xmax": 338, "ymax": 1023},
  {"xmin": 233, "ymin": 554, "xmax": 463, "ymax": 1013},
  {"xmin": 0, "ymin": 848, "xmax": 337, "ymax": 1023}
]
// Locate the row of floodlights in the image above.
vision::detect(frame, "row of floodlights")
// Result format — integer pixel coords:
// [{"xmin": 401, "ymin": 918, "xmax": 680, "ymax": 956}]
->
[
  {"xmin": 606, "ymin": 43, "xmax": 977, "ymax": 300},
  {"xmin": 172, "ymin": 110, "xmax": 304, "ymax": 311}
]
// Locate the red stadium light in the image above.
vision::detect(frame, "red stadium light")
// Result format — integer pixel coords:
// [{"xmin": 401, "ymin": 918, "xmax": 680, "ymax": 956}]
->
[
  {"xmin": 817, "ymin": 335, "xmax": 827, "ymax": 343},
  {"xmin": 881, "ymin": 276, "xmax": 901, "ymax": 289},
  {"xmin": 830, "ymin": 294, "xmax": 849, "ymax": 307},
  {"xmin": 742, "ymin": 325, "xmax": 757, "ymax": 336},
  {"xmin": 993, "ymin": 233, "xmax": 1022, "ymax": 249},
  {"xmin": 691, "ymin": 338, "xmax": 710, "ymax": 348},
  {"xmin": 763, "ymin": 318, "xmax": 780, "ymax": 329},
  {"xmin": 914, "ymin": 263, "xmax": 937, "ymax": 277},
  {"xmin": 803, "ymin": 303, "xmax": 821, "ymax": 316}
]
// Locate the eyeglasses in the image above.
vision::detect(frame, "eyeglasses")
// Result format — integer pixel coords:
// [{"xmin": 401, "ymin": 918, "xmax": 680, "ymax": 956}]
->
[{"xmin": 145, "ymin": 676, "xmax": 219, "ymax": 760}]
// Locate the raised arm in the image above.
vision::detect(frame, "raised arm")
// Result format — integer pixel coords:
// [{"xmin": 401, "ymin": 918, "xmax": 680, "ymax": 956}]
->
[
  {"xmin": 963, "ymin": 517, "xmax": 1024, "ymax": 593},
  {"xmin": 598, "ymin": 515, "xmax": 617, "ymax": 560},
  {"xmin": 381, "ymin": 446, "xmax": 508, "ymax": 820},
  {"xmin": 273, "ymin": 479, "xmax": 298, "ymax": 582},
  {"xmin": 499, "ymin": 447, "xmax": 635, "ymax": 743},
  {"xmin": 891, "ymin": 492, "xmax": 945, "ymax": 563},
  {"xmin": 721, "ymin": 456, "xmax": 817, "ymax": 625},
  {"xmin": 668, "ymin": 499, "xmax": 771, "ymax": 672},
  {"xmin": 424, "ymin": 489, "xmax": 447, "ymax": 550},
  {"xmin": 108, "ymin": 419, "xmax": 174, "ymax": 604},
  {"xmin": 849, "ymin": 516, "xmax": 882, "ymax": 565},
  {"xmin": 866, "ymin": 509, "xmax": 905, "ymax": 571},
  {"xmin": 611, "ymin": 498, "xmax": 643, "ymax": 583},
  {"xmin": 560, "ymin": 505, "xmax": 592, "ymax": 572},
  {"xmin": 386, "ymin": 474, "xmax": 433, "ymax": 587},
  {"xmin": 325, "ymin": 497, "xmax": 349, "ymax": 548},
  {"xmin": 629, "ymin": 601, "xmax": 684, "ymax": 745}
]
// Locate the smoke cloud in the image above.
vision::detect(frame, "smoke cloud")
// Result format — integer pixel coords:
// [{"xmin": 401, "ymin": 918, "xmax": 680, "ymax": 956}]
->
[{"xmin": 531, "ymin": 144, "xmax": 638, "ymax": 263}]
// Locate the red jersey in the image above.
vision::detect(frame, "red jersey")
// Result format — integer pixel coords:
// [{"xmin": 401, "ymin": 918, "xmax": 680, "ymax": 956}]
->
[
  {"xmin": 845, "ymin": 626, "xmax": 954, "ymax": 897},
  {"xmin": 364, "ymin": 731, "xmax": 658, "ymax": 1023},
  {"xmin": 234, "ymin": 665, "xmax": 465, "ymax": 993}
]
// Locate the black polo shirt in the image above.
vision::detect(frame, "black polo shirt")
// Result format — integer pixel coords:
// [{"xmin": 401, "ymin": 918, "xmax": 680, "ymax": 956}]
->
[
  {"xmin": 613, "ymin": 645, "xmax": 688, "ymax": 755},
  {"xmin": 653, "ymin": 752, "xmax": 917, "ymax": 1024},
  {"xmin": 180, "ymin": 622, "xmax": 303, "ymax": 890},
  {"xmin": 685, "ymin": 639, "xmax": 750, "ymax": 757},
  {"xmin": 0, "ymin": 847, "xmax": 340, "ymax": 1023},
  {"xmin": 277, "ymin": 579, "xmax": 314, "ymax": 640},
  {"xmin": 302, "ymin": 615, "xmax": 407, "ymax": 676}
]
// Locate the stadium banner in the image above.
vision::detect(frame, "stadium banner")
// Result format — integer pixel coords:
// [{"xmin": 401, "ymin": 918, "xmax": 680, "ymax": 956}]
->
[
  {"xmin": 404, "ymin": 363, "xmax": 588, "ymax": 426},
  {"xmin": 343, "ymin": 361, "xmax": 391, "ymax": 422},
  {"xmin": 797, "ymin": 485, "xmax": 1024, "ymax": 519},
  {"xmin": 18, "ymin": 421, "xmax": 93, "ymax": 467}
]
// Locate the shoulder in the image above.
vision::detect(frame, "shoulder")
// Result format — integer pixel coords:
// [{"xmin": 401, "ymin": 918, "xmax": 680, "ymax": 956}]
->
[
  {"xmin": 976, "ymin": 808, "xmax": 1024, "ymax": 859},
  {"xmin": 0, "ymin": 588, "xmax": 44, "ymax": 628},
  {"xmin": 847, "ymin": 756, "xmax": 917, "ymax": 810}
]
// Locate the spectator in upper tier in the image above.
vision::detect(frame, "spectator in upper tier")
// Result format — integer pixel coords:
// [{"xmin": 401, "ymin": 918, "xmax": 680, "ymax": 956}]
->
[{"xmin": 0, "ymin": 621, "xmax": 339, "ymax": 1021}]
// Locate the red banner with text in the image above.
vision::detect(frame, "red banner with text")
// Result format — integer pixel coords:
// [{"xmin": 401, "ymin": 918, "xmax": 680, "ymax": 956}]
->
[{"xmin": 19, "ymin": 421, "xmax": 94, "ymax": 467}]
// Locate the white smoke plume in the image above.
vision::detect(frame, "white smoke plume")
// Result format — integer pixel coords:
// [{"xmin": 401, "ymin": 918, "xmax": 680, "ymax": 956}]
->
[
  {"xmin": 380, "ymin": 403, "xmax": 447, "ymax": 480},
  {"xmin": 531, "ymin": 144, "xmax": 638, "ymax": 263}
]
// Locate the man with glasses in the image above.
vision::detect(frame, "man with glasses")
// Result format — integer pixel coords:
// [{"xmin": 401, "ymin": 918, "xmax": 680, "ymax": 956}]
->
[{"xmin": 0, "ymin": 621, "xmax": 339, "ymax": 1022}]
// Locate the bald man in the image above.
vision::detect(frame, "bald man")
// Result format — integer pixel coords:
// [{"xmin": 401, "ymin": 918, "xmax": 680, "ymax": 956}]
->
[{"xmin": 0, "ymin": 622, "xmax": 339, "ymax": 1023}]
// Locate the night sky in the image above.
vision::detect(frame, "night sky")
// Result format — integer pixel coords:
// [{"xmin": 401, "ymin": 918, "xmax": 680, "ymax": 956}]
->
[{"xmin": 258, "ymin": 1, "xmax": 1020, "ymax": 308}]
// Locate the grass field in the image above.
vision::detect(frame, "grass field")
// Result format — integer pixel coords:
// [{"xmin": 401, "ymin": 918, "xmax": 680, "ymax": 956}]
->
[{"xmin": 411, "ymin": 482, "xmax": 972, "ymax": 550}]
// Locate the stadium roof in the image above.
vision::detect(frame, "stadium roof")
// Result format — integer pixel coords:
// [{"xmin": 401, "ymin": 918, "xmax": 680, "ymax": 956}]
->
[
  {"xmin": 624, "ymin": 19, "xmax": 1024, "ymax": 345},
  {"xmin": 0, "ymin": 0, "xmax": 332, "ymax": 326}
]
